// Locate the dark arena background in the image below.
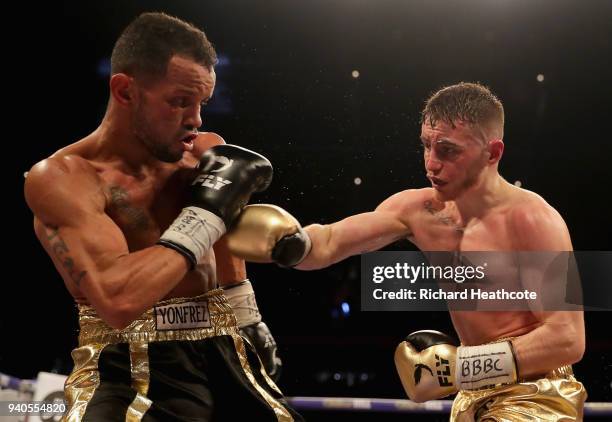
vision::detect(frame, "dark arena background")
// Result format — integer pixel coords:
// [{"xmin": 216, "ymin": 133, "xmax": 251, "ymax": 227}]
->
[{"xmin": 5, "ymin": 1, "xmax": 612, "ymax": 420}]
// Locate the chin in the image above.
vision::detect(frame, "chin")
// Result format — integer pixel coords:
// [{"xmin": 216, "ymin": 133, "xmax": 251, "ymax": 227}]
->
[{"xmin": 152, "ymin": 144, "xmax": 184, "ymax": 163}]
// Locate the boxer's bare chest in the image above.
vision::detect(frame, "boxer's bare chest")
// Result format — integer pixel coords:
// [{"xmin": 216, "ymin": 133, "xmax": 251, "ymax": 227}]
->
[
  {"xmin": 91, "ymin": 163, "xmax": 216, "ymax": 295},
  {"xmin": 409, "ymin": 199, "xmax": 515, "ymax": 252},
  {"xmin": 97, "ymin": 166, "xmax": 187, "ymax": 251},
  {"xmin": 408, "ymin": 199, "xmax": 539, "ymax": 344}
]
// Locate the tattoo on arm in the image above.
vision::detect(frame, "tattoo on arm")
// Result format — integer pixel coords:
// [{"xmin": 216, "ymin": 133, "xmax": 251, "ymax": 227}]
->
[{"xmin": 45, "ymin": 226, "xmax": 87, "ymax": 286}]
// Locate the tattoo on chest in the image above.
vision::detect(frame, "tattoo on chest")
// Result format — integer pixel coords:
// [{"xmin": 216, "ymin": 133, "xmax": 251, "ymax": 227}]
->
[
  {"xmin": 45, "ymin": 226, "xmax": 87, "ymax": 286},
  {"xmin": 424, "ymin": 200, "xmax": 465, "ymax": 233},
  {"xmin": 109, "ymin": 186, "xmax": 151, "ymax": 231}
]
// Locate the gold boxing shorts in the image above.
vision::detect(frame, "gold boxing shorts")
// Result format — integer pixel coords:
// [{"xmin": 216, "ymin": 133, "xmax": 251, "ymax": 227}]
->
[{"xmin": 451, "ymin": 365, "xmax": 586, "ymax": 421}]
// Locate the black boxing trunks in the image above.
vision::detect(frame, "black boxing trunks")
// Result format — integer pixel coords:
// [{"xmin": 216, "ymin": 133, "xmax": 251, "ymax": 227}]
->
[{"xmin": 62, "ymin": 289, "xmax": 302, "ymax": 421}]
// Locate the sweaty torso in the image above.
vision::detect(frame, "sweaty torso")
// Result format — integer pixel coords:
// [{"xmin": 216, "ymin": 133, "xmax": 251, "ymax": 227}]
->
[
  {"xmin": 56, "ymin": 134, "xmax": 218, "ymax": 304},
  {"xmin": 406, "ymin": 188, "xmax": 541, "ymax": 346}
]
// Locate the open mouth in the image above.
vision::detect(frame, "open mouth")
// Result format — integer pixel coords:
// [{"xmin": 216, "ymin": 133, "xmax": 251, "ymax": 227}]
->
[
  {"xmin": 180, "ymin": 133, "xmax": 198, "ymax": 151},
  {"xmin": 429, "ymin": 177, "xmax": 447, "ymax": 188}
]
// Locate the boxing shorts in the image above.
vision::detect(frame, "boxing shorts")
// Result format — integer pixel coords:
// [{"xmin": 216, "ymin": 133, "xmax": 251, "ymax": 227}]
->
[
  {"xmin": 62, "ymin": 289, "xmax": 302, "ymax": 421},
  {"xmin": 451, "ymin": 365, "xmax": 586, "ymax": 421}
]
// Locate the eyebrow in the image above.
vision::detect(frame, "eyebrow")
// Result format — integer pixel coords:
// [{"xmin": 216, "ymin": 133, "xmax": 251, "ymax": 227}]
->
[
  {"xmin": 419, "ymin": 137, "xmax": 460, "ymax": 147},
  {"xmin": 173, "ymin": 88, "xmax": 199, "ymax": 96},
  {"xmin": 172, "ymin": 89, "xmax": 213, "ymax": 102},
  {"xmin": 435, "ymin": 139, "xmax": 461, "ymax": 147}
]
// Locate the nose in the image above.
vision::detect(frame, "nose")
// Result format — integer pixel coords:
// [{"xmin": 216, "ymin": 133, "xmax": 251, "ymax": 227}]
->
[
  {"xmin": 425, "ymin": 151, "xmax": 442, "ymax": 173},
  {"xmin": 183, "ymin": 105, "xmax": 203, "ymax": 131}
]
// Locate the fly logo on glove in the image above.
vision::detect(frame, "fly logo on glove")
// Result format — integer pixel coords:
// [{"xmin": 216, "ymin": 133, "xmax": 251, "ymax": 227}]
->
[
  {"xmin": 159, "ymin": 145, "xmax": 273, "ymax": 268},
  {"xmin": 192, "ymin": 174, "xmax": 233, "ymax": 190},
  {"xmin": 435, "ymin": 354, "xmax": 453, "ymax": 387}
]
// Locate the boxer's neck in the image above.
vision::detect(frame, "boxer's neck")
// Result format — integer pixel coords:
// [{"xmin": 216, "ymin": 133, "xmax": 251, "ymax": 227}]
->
[
  {"xmin": 453, "ymin": 173, "xmax": 512, "ymax": 223},
  {"xmin": 94, "ymin": 111, "xmax": 169, "ymax": 175}
]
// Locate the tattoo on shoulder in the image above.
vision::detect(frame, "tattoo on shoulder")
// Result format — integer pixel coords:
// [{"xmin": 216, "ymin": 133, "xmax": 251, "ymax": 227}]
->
[
  {"xmin": 423, "ymin": 200, "xmax": 462, "ymax": 231},
  {"xmin": 44, "ymin": 226, "xmax": 87, "ymax": 286},
  {"xmin": 424, "ymin": 200, "xmax": 436, "ymax": 215},
  {"xmin": 109, "ymin": 186, "xmax": 150, "ymax": 231}
]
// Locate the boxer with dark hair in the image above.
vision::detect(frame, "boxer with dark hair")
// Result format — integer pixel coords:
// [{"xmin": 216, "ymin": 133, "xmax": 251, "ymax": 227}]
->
[{"xmin": 25, "ymin": 12, "xmax": 300, "ymax": 421}]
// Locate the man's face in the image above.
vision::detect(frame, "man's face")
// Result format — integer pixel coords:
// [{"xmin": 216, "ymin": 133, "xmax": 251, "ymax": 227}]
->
[
  {"xmin": 132, "ymin": 55, "xmax": 216, "ymax": 162},
  {"xmin": 420, "ymin": 119, "xmax": 490, "ymax": 201}
]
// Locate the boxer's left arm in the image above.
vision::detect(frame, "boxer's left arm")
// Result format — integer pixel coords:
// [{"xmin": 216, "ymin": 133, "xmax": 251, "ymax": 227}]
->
[
  {"xmin": 215, "ymin": 235, "xmax": 247, "ymax": 285},
  {"xmin": 225, "ymin": 190, "xmax": 416, "ymax": 268},
  {"xmin": 297, "ymin": 190, "xmax": 418, "ymax": 270},
  {"xmin": 510, "ymin": 204, "xmax": 585, "ymax": 379}
]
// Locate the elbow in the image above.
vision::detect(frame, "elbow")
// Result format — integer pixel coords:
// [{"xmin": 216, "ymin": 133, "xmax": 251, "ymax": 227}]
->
[
  {"xmin": 80, "ymin": 268, "xmax": 144, "ymax": 330},
  {"xmin": 560, "ymin": 325, "xmax": 585, "ymax": 365},
  {"xmin": 92, "ymin": 272, "xmax": 140, "ymax": 329},
  {"xmin": 100, "ymin": 301, "xmax": 138, "ymax": 330},
  {"xmin": 567, "ymin": 337, "xmax": 585, "ymax": 365},
  {"xmin": 89, "ymin": 288, "xmax": 139, "ymax": 330}
]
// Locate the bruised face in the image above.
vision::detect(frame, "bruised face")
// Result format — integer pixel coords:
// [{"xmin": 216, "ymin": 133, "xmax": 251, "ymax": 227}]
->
[
  {"xmin": 420, "ymin": 120, "xmax": 491, "ymax": 201},
  {"xmin": 132, "ymin": 55, "xmax": 216, "ymax": 162}
]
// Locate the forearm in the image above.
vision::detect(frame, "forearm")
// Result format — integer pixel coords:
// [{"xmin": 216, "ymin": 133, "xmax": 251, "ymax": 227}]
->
[
  {"xmin": 512, "ymin": 312, "xmax": 585, "ymax": 379},
  {"xmin": 297, "ymin": 212, "xmax": 408, "ymax": 270},
  {"xmin": 295, "ymin": 224, "xmax": 335, "ymax": 270},
  {"xmin": 214, "ymin": 236, "xmax": 247, "ymax": 286},
  {"xmin": 85, "ymin": 246, "xmax": 190, "ymax": 328}
]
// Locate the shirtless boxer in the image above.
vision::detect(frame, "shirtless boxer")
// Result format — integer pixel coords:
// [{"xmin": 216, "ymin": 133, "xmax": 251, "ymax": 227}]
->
[
  {"xmin": 231, "ymin": 82, "xmax": 587, "ymax": 421},
  {"xmin": 24, "ymin": 12, "xmax": 300, "ymax": 421}
]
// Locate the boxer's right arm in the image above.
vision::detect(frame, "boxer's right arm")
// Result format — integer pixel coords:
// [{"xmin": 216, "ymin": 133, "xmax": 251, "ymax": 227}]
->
[
  {"xmin": 25, "ymin": 157, "xmax": 190, "ymax": 329},
  {"xmin": 296, "ymin": 190, "xmax": 416, "ymax": 270},
  {"xmin": 25, "ymin": 146, "xmax": 272, "ymax": 329}
]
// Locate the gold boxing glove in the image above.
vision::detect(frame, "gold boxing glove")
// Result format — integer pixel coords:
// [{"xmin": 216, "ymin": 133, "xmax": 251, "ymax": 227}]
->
[
  {"xmin": 395, "ymin": 330, "xmax": 519, "ymax": 402},
  {"xmin": 225, "ymin": 204, "xmax": 311, "ymax": 267},
  {"xmin": 394, "ymin": 330, "xmax": 459, "ymax": 402}
]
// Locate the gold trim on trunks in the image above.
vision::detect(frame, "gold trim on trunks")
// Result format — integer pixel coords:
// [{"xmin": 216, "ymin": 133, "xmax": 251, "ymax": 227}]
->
[
  {"xmin": 125, "ymin": 342, "xmax": 152, "ymax": 421},
  {"xmin": 77, "ymin": 289, "xmax": 239, "ymax": 345},
  {"xmin": 231, "ymin": 334, "xmax": 294, "ymax": 422},
  {"xmin": 62, "ymin": 344, "xmax": 103, "ymax": 422}
]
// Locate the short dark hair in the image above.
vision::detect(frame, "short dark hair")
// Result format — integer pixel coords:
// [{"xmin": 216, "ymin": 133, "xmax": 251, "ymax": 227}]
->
[
  {"xmin": 111, "ymin": 12, "xmax": 217, "ymax": 80},
  {"xmin": 421, "ymin": 82, "xmax": 504, "ymax": 138}
]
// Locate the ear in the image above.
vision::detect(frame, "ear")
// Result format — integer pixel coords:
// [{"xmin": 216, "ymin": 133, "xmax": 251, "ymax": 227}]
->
[
  {"xmin": 487, "ymin": 139, "xmax": 504, "ymax": 164},
  {"xmin": 109, "ymin": 73, "xmax": 134, "ymax": 106}
]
